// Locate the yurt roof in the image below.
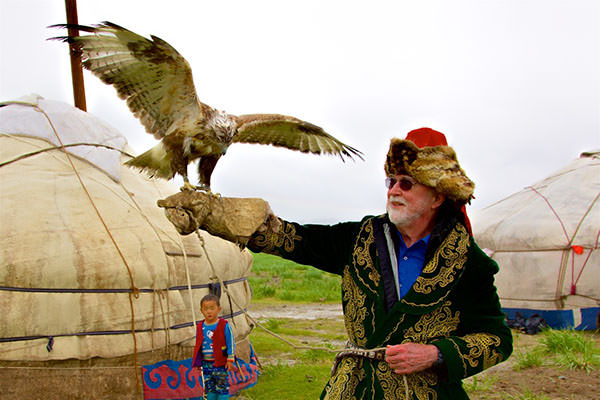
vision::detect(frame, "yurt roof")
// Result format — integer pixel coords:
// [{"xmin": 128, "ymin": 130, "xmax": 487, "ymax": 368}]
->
[{"xmin": 472, "ymin": 151, "xmax": 600, "ymax": 251}]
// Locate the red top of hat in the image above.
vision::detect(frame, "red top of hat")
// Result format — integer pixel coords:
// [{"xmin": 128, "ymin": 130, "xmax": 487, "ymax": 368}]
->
[
  {"xmin": 404, "ymin": 127, "xmax": 472, "ymax": 235},
  {"xmin": 406, "ymin": 127, "xmax": 448, "ymax": 148}
]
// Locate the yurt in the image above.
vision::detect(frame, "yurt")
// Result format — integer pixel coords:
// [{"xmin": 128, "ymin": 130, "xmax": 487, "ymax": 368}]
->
[
  {"xmin": 472, "ymin": 151, "xmax": 599, "ymax": 330},
  {"xmin": 0, "ymin": 96, "xmax": 256, "ymax": 399}
]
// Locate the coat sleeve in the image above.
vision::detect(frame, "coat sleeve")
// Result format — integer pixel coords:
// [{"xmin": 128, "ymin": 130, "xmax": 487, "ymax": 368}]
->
[
  {"xmin": 431, "ymin": 244, "xmax": 513, "ymax": 382},
  {"xmin": 247, "ymin": 218, "xmax": 366, "ymax": 275}
]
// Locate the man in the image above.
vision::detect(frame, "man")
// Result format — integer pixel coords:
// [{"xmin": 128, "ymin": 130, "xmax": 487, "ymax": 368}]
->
[{"xmin": 247, "ymin": 127, "xmax": 512, "ymax": 399}]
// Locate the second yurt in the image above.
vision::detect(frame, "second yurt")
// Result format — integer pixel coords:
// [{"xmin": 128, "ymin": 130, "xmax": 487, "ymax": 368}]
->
[{"xmin": 472, "ymin": 151, "xmax": 600, "ymax": 330}]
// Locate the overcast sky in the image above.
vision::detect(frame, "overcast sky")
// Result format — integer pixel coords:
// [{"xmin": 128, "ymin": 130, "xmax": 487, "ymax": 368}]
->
[{"xmin": 1, "ymin": 0, "xmax": 598, "ymax": 224}]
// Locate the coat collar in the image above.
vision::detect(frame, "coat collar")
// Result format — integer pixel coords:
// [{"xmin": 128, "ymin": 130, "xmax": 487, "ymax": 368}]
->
[{"xmin": 372, "ymin": 215, "xmax": 471, "ymax": 314}]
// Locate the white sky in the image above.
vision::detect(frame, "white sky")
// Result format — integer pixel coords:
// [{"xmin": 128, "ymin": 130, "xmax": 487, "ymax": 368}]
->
[{"xmin": 1, "ymin": 0, "xmax": 599, "ymax": 224}]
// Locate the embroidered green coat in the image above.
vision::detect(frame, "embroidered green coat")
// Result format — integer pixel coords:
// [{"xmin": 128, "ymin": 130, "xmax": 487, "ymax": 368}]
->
[{"xmin": 248, "ymin": 212, "xmax": 513, "ymax": 400}]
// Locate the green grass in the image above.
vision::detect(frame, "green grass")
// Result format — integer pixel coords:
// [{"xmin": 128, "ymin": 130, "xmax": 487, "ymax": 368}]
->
[
  {"xmin": 243, "ymin": 363, "xmax": 332, "ymax": 399},
  {"xmin": 243, "ymin": 315, "xmax": 342, "ymax": 399},
  {"xmin": 511, "ymin": 328, "xmax": 599, "ymax": 372},
  {"xmin": 539, "ymin": 328, "xmax": 600, "ymax": 372},
  {"xmin": 463, "ymin": 374, "xmax": 499, "ymax": 394},
  {"xmin": 512, "ymin": 348, "xmax": 544, "ymax": 371},
  {"xmin": 249, "ymin": 252, "xmax": 341, "ymax": 302}
]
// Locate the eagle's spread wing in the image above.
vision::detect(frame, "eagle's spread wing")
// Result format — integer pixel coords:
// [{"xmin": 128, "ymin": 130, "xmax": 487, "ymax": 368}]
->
[
  {"xmin": 52, "ymin": 22, "xmax": 212, "ymax": 140},
  {"xmin": 233, "ymin": 114, "xmax": 363, "ymax": 161}
]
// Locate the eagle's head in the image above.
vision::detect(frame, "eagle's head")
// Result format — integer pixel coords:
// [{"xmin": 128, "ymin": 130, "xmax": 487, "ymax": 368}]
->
[{"xmin": 212, "ymin": 110, "xmax": 237, "ymax": 147}]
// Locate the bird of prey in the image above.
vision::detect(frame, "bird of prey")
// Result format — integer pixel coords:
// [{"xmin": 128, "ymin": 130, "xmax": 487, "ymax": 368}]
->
[{"xmin": 52, "ymin": 22, "xmax": 363, "ymax": 191}]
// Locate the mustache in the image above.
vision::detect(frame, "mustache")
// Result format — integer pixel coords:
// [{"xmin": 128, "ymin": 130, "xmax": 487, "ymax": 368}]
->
[{"xmin": 388, "ymin": 195, "xmax": 407, "ymax": 206}]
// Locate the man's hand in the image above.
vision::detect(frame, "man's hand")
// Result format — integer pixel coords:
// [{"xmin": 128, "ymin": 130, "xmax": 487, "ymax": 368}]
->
[{"xmin": 385, "ymin": 343, "xmax": 439, "ymax": 375}]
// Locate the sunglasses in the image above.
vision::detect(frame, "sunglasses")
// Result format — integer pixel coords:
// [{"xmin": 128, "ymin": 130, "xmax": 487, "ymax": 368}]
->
[{"xmin": 385, "ymin": 176, "xmax": 417, "ymax": 191}]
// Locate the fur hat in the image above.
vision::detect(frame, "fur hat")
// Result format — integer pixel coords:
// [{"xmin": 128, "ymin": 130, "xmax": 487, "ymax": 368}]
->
[{"xmin": 384, "ymin": 128, "xmax": 475, "ymax": 205}]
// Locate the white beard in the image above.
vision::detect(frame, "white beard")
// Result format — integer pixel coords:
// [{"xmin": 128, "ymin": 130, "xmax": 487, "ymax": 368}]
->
[{"xmin": 386, "ymin": 195, "xmax": 427, "ymax": 228}]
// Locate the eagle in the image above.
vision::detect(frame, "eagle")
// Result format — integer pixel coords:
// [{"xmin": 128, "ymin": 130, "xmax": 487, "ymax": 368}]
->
[{"xmin": 52, "ymin": 22, "xmax": 363, "ymax": 191}]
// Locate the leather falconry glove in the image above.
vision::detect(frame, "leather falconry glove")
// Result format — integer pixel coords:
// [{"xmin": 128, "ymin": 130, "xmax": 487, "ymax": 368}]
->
[{"xmin": 157, "ymin": 191, "xmax": 280, "ymax": 247}]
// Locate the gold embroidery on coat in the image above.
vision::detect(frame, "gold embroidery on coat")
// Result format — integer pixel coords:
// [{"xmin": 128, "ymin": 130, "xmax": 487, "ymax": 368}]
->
[
  {"xmin": 375, "ymin": 361, "xmax": 438, "ymax": 400},
  {"xmin": 448, "ymin": 339, "xmax": 468, "ymax": 376},
  {"xmin": 413, "ymin": 224, "xmax": 469, "ymax": 294},
  {"xmin": 375, "ymin": 361, "xmax": 406, "ymax": 399},
  {"xmin": 406, "ymin": 371, "xmax": 438, "ymax": 400},
  {"xmin": 342, "ymin": 268, "xmax": 368, "ymax": 347},
  {"xmin": 253, "ymin": 220, "xmax": 301, "ymax": 255},
  {"xmin": 352, "ymin": 220, "xmax": 379, "ymax": 293},
  {"xmin": 463, "ymin": 333, "xmax": 504, "ymax": 370},
  {"xmin": 380, "ymin": 314, "xmax": 406, "ymax": 346},
  {"xmin": 323, "ymin": 356, "xmax": 364, "ymax": 400},
  {"xmin": 403, "ymin": 302, "xmax": 461, "ymax": 343},
  {"xmin": 401, "ymin": 293, "xmax": 450, "ymax": 309}
]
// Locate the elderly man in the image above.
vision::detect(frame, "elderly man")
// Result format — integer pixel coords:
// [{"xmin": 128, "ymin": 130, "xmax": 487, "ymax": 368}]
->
[{"xmin": 247, "ymin": 127, "xmax": 512, "ymax": 399}]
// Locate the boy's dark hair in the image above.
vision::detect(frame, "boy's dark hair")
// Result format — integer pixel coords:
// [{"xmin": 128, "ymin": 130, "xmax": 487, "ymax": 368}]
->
[{"xmin": 201, "ymin": 293, "xmax": 220, "ymax": 307}]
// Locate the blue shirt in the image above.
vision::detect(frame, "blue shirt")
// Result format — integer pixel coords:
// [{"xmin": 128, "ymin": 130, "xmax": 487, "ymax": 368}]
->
[
  {"xmin": 396, "ymin": 232, "xmax": 430, "ymax": 299},
  {"xmin": 201, "ymin": 320, "xmax": 235, "ymax": 361}
]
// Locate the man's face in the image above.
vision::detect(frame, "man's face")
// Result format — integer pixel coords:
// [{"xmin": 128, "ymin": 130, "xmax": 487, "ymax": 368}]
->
[
  {"xmin": 386, "ymin": 175, "xmax": 441, "ymax": 229},
  {"xmin": 200, "ymin": 300, "xmax": 221, "ymax": 324}
]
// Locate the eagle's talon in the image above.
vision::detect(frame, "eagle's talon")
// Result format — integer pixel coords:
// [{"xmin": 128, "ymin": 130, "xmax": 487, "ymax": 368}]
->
[
  {"xmin": 180, "ymin": 183, "xmax": 221, "ymax": 199},
  {"xmin": 203, "ymin": 188, "xmax": 222, "ymax": 199},
  {"xmin": 180, "ymin": 182, "xmax": 197, "ymax": 192}
]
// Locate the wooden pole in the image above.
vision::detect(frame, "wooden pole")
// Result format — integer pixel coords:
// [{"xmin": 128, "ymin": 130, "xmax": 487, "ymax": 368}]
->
[{"xmin": 65, "ymin": 0, "xmax": 87, "ymax": 111}]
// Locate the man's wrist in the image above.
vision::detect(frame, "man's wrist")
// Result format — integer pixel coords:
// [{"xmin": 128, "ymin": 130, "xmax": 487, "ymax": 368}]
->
[{"xmin": 432, "ymin": 347, "xmax": 445, "ymax": 368}]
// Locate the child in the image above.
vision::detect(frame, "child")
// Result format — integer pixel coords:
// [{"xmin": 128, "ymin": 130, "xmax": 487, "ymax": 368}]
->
[{"xmin": 192, "ymin": 294, "xmax": 236, "ymax": 400}]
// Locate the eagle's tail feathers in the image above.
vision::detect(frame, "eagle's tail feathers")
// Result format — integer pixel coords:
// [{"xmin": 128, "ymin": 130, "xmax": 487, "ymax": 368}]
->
[{"xmin": 125, "ymin": 143, "xmax": 174, "ymax": 180}]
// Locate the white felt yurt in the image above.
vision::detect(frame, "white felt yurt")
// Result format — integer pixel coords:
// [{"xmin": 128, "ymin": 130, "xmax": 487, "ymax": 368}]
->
[
  {"xmin": 472, "ymin": 151, "xmax": 600, "ymax": 329},
  {"xmin": 0, "ymin": 96, "xmax": 255, "ymax": 398}
]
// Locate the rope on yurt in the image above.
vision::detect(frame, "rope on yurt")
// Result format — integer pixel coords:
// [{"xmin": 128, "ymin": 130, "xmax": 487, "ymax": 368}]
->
[
  {"xmin": 0, "ymin": 138, "xmax": 134, "ymax": 168},
  {"xmin": 34, "ymin": 105, "xmax": 142, "ymax": 394},
  {"xmin": 528, "ymin": 186, "xmax": 600, "ymax": 306},
  {"xmin": 573, "ymin": 228, "xmax": 600, "ymax": 291},
  {"xmin": 193, "ymin": 229, "xmax": 411, "ymax": 399}
]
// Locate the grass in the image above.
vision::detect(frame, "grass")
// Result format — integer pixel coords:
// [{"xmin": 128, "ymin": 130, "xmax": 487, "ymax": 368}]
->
[
  {"xmin": 541, "ymin": 328, "xmax": 600, "ymax": 372},
  {"xmin": 242, "ymin": 363, "xmax": 332, "ymax": 399},
  {"xmin": 242, "ymin": 316, "xmax": 342, "ymax": 399},
  {"xmin": 512, "ymin": 328, "xmax": 600, "ymax": 373},
  {"xmin": 249, "ymin": 252, "xmax": 341, "ymax": 302},
  {"xmin": 512, "ymin": 348, "xmax": 544, "ymax": 371},
  {"xmin": 463, "ymin": 374, "xmax": 499, "ymax": 394}
]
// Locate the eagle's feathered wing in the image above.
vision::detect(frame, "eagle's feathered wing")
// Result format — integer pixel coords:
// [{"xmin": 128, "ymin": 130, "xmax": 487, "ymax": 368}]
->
[
  {"xmin": 233, "ymin": 114, "xmax": 363, "ymax": 160},
  {"xmin": 54, "ymin": 21, "xmax": 212, "ymax": 140},
  {"xmin": 51, "ymin": 22, "xmax": 363, "ymax": 188}
]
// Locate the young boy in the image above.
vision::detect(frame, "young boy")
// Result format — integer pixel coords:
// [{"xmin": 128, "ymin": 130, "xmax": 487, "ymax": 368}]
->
[{"xmin": 192, "ymin": 294, "xmax": 236, "ymax": 400}]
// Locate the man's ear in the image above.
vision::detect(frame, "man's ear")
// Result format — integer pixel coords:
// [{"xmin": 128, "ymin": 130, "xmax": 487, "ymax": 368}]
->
[{"xmin": 432, "ymin": 192, "xmax": 446, "ymax": 209}]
